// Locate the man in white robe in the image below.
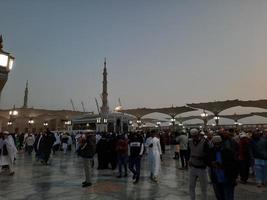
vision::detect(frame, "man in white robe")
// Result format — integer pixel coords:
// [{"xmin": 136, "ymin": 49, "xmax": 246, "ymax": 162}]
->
[
  {"xmin": 145, "ymin": 133, "xmax": 153, "ymax": 179},
  {"xmin": 148, "ymin": 130, "xmax": 162, "ymax": 182},
  {"xmin": 0, "ymin": 131, "xmax": 17, "ymax": 175}
]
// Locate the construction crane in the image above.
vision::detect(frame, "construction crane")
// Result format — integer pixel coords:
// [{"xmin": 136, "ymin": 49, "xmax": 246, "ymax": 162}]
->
[
  {"xmin": 81, "ymin": 101, "xmax": 86, "ymax": 112},
  {"xmin": 95, "ymin": 98, "xmax": 100, "ymax": 114},
  {"xmin": 118, "ymin": 98, "xmax": 122, "ymax": 107},
  {"xmin": 70, "ymin": 99, "xmax": 76, "ymax": 111},
  {"xmin": 115, "ymin": 98, "xmax": 123, "ymax": 112}
]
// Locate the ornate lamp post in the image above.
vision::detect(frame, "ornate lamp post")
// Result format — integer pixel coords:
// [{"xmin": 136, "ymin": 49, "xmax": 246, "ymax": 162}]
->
[
  {"xmin": 9, "ymin": 105, "xmax": 18, "ymax": 132},
  {"xmin": 0, "ymin": 35, "xmax": 15, "ymax": 93},
  {"xmin": 136, "ymin": 119, "xmax": 142, "ymax": 129},
  {"xmin": 28, "ymin": 119, "xmax": 34, "ymax": 126},
  {"xmin": 170, "ymin": 117, "xmax": 176, "ymax": 131},
  {"xmin": 214, "ymin": 116, "xmax": 220, "ymax": 126},
  {"xmin": 28, "ymin": 118, "xmax": 35, "ymax": 132},
  {"xmin": 156, "ymin": 121, "xmax": 161, "ymax": 129},
  {"xmin": 200, "ymin": 110, "xmax": 208, "ymax": 129}
]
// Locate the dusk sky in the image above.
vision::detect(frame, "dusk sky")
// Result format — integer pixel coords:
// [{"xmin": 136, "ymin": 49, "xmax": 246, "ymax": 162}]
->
[{"xmin": 1, "ymin": 0, "xmax": 267, "ymax": 121}]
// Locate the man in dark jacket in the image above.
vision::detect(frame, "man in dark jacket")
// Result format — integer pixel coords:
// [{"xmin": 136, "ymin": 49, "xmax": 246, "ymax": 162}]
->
[
  {"xmin": 237, "ymin": 132, "xmax": 251, "ymax": 183},
  {"xmin": 34, "ymin": 132, "xmax": 44, "ymax": 161},
  {"xmin": 77, "ymin": 132, "xmax": 96, "ymax": 187},
  {"xmin": 209, "ymin": 135, "xmax": 239, "ymax": 200},
  {"xmin": 128, "ymin": 132, "xmax": 144, "ymax": 184},
  {"xmin": 40, "ymin": 129, "xmax": 56, "ymax": 165},
  {"xmin": 250, "ymin": 130, "xmax": 267, "ymax": 187},
  {"xmin": 96, "ymin": 133, "xmax": 109, "ymax": 169}
]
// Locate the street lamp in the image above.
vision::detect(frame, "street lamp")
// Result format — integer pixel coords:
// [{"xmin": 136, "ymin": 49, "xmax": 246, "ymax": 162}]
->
[
  {"xmin": 170, "ymin": 118, "xmax": 176, "ymax": 124},
  {"xmin": 201, "ymin": 110, "xmax": 208, "ymax": 129},
  {"xmin": 170, "ymin": 117, "xmax": 176, "ymax": 128},
  {"xmin": 136, "ymin": 119, "xmax": 142, "ymax": 129},
  {"xmin": 9, "ymin": 105, "xmax": 18, "ymax": 132},
  {"xmin": 214, "ymin": 116, "xmax": 220, "ymax": 126},
  {"xmin": 0, "ymin": 35, "xmax": 15, "ymax": 92},
  {"xmin": 9, "ymin": 105, "xmax": 18, "ymax": 117},
  {"xmin": 28, "ymin": 119, "xmax": 35, "ymax": 125},
  {"xmin": 64, "ymin": 120, "xmax": 71, "ymax": 125},
  {"xmin": 28, "ymin": 119, "xmax": 35, "ymax": 131},
  {"xmin": 156, "ymin": 121, "xmax": 161, "ymax": 129}
]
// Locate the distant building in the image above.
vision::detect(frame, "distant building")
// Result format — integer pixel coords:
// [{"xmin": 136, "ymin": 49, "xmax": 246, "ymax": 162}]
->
[{"xmin": 0, "ymin": 81, "xmax": 85, "ymax": 132}]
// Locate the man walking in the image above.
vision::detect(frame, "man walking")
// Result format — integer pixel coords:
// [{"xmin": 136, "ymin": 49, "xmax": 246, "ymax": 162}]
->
[
  {"xmin": 149, "ymin": 130, "xmax": 162, "ymax": 183},
  {"xmin": 77, "ymin": 132, "xmax": 96, "ymax": 187},
  {"xmin": 116, "ymin": 134, "xmax": 128, "ymax": 178},
  {"xmin": 177, "ymin": 130, "xmax": 189, "ymax": 169},
  {"xmin": 128, "ymin": 132, "xmax": 144, "ymax": 184},
  {"xmin": 188, "ymin": 128, "xmax": 209, "ymax": 200}
]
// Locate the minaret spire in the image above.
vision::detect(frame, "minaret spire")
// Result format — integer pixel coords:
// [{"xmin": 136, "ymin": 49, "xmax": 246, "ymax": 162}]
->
[
  {"xmin": 100, "ymin": 58, "xmax": 109, "ymax": 114},
  {"xmin": 23, "ymin": 80, "xmax": 29, "ymax": 108}
]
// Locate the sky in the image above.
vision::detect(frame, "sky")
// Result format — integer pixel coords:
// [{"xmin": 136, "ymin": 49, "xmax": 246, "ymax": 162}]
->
[{"xmin": 1, "ymin": 0, "xmax": 267, "ymax": 123}]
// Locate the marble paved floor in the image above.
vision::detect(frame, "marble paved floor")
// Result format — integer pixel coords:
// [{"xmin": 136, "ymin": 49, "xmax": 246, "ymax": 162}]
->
[{"xmin": 0, "ymin": 147, "xmax": 266, "ymax": 200}]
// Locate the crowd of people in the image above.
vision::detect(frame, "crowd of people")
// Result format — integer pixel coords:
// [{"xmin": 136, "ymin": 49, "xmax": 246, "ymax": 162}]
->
[
  {"xmin": 0, "ymin": 128, "xmax": 74, "ymax": 168},
  {"xmin": 0, "ymin": 127, "xmax": 267, "ymax": 200}
]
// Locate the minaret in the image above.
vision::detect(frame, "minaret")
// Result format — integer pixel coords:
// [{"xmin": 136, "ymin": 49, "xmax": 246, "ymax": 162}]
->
[
  {"xmin": 100, "ymin": 58, "xmax": 109, "ymax": 114},
  {"xmin": 22, "ymin": 80, "xmax": 28, "ymax": 108}
]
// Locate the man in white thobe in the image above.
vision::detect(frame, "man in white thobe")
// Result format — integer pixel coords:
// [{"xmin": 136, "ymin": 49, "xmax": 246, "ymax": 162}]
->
[
  {"xmin": 148, "ymin": 130, "xmax": 162, "ymax": 182},
  {"xmin": 145, "ymin": 133, "xmax": 153, "ymax": 179},
  {"xmin": 0, "ymin": 131, "xmax": 17, "ymax": 175}
]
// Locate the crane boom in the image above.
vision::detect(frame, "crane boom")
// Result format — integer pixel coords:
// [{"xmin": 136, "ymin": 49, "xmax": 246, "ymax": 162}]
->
[
  {"xmin": 95, "ymin": 98, "xmax": 100, "ymax": 114},
  {"xmin": 70, "ymin": 99, "xmax": 76, "ymax": 111},
  {"xmin": 118, "ymin": 98, "xmax": 122, "ymax": 106},
  {"xmin": 81, "ymin": 101, "xmax": 85, "ymax": 112}
]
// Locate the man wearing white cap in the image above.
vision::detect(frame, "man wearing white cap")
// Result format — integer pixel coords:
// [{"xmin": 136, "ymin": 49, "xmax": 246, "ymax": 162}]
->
[{"xmin": 188, "ymin": 128, "xmax": 209, "ymax": 200}]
